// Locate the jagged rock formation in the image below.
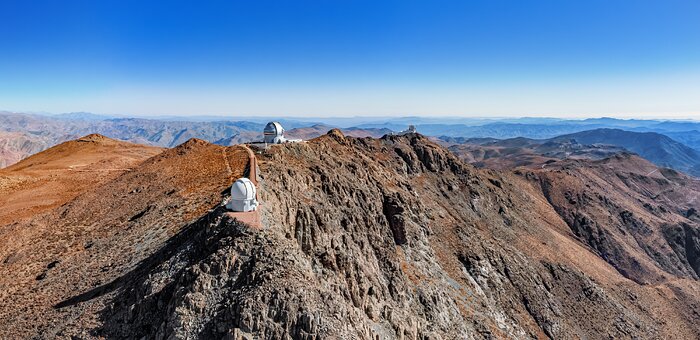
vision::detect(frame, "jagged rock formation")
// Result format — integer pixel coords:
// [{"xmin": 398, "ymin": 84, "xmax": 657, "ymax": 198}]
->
[{"xmin": 1, "ymin": 131, "xmax": 699, "ymax": 339}]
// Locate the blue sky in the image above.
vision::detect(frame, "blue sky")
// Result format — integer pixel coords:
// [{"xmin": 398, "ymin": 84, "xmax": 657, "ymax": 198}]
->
[{"xmin": 1, "ymin": 0, "xmax": 699, "ymax": 118}]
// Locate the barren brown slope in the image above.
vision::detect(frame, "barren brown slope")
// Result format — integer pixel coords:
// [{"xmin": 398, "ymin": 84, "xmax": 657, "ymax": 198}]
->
[
  {"xmin": 59, "ymin": 130, "xmax": 698, "ymax": 339},
  {"xmin": 445, "ymin": 137, "xmax": 628, "ymax": 171},
  {"xmin": 521, "ymin": 153, "xmax": 700, "ymax": 284},
  {"xmin": 0, "ymin": 137, "xmax": 251, "ymax": 338},
  {"xmin": 0, "ymin": 134, "xmax": 164, "ymax": 225}
]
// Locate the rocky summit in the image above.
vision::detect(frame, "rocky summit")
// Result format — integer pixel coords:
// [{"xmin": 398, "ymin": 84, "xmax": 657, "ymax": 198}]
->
[{"xmin": 1, "ymin": 131, "xmax": 699, "ymax": 339}]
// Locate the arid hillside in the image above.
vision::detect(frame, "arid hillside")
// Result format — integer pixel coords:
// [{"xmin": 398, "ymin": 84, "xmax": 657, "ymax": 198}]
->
[
  {"xmin": 0, "ymin": 134, "xmax": 164, "ymax": 225},
  {"xmin": 523, "ymin": 153, "xmax": 700, "ymax": 284},
  {"xmin": 553, "ymin": 129, "xmax": 700, "ymax": 176},
  {"xmin": 0, "ymin": 136, "xmax": 252, "ymax": 338},
  {"xmin": 444, "ymin": 137, "xmax": 626, "ymax": 170},
  {"xmin": 0, "ymin": 131, "xmax": 698, "ymax": 339}
]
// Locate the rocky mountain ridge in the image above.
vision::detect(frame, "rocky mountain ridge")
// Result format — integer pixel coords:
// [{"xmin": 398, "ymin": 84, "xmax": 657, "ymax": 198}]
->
[{"xmin": 0, "ymin": 131, "xmax": 698, "ymax": 338}]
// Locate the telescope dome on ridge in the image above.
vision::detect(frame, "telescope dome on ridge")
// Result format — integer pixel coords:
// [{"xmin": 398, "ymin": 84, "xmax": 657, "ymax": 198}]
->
[
  {"xmin": 226, "ymin": 178, "xmax": 258, "ymax": 212},
  {"xmin": 264, "ymin": 122, "xmax": 286, "ymax": 144}
]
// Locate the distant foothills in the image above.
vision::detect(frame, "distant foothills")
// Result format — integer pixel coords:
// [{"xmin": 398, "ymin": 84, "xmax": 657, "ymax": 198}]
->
[{"xmin": 1, "ymin": 110, "xmax": 700, "ymax": 176}]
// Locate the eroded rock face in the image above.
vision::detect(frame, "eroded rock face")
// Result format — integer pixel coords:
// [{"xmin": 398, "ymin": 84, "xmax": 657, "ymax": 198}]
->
[
  {"xmin": 98, "ymin": 208, "xmax": 330, "ymax": 339},
  {"xmin": 663, "ymin": 223, "xmax": 700, "ymax": 278},
  {"xmin": 382, "ymin": 193, "xmax": 407, "ymax": 245},
  {"xmin": 531, "ymin": 155, "xmax": 700, "ymax": 284}
]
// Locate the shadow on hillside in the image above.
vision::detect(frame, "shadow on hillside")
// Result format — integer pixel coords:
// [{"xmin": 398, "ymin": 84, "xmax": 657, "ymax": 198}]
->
[
  {"xmin": 54, "ymin": 207, "xmax": 224, "ymax": 309},
  {"xmin": 53, "ymin": 206, "xmax": 249, "ymax": 309},
  {"xmin": 54, "ymin": 181, "xmax": 240, "ymax": 308},
  {"xmin": 54, "ymin": 203, "xmax": 255, "ymax": 337}
]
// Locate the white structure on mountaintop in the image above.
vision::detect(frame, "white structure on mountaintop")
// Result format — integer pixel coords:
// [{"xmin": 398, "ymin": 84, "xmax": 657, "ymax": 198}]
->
[
  {"xmin": 399, "ymin": 125, "xmax": 417, "ymax": 135},
  {"xmin": 262, "ymin": 121, "xmax": 301, "ymax": 145},
  {"xmin": 226, "ymin": 178, "xmax": 258, "ymax": 212},
  {"xmin": 263, "ymin": 122, "xmax": 287, "ymax": 144}
]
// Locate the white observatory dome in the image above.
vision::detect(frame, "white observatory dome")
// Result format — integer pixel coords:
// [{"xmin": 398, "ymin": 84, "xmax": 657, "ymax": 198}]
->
[
  {"xmin": 263, "ymin": 121, "xmax": 286, "ymax": 144},
  {"xmin": 226, "ymin": 177, "xmax": 259, "ymax": 212}
]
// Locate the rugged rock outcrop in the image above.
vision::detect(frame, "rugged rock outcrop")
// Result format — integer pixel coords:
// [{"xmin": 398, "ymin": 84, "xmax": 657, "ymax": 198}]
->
[{"xmin": 81, "ymin": 131, "xmax": 698, "ymax": 339}]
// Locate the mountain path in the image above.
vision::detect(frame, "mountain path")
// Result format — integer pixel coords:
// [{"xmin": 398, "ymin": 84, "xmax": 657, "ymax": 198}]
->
[{"xmin": 222, "ymin": 148, "xmax": 233, "ymax": 180}]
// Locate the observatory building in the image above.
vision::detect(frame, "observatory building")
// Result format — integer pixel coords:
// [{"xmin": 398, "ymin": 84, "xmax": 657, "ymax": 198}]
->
[
  {"xmin": 260, "ymin": 121, "xmax": 302, "ymax": 145},
  {"xmin": 263, "ymin": 121, "xmax": 287, "ymax": 144},
  {"xmin": 400, "ymin": 125, "xmax": 417, "ymax": 135},
  {"xmin": 226, "ymin": 178, "xmax": 258, "ymax": 212}
]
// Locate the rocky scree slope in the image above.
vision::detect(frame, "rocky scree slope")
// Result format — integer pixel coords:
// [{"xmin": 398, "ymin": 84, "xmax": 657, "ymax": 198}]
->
[{"xmin": 93, "ymin": 130, "xmax": 699, "ymax": 339}]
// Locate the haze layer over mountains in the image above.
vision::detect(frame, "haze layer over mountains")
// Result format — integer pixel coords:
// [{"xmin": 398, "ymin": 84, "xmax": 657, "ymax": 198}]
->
[{"xmin": 2, "ymin": 111, "xmax": 700, "ymax": 177}]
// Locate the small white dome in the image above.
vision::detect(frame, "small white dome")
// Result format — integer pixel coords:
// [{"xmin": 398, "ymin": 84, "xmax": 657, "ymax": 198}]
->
[
  {"xmin": 231, "ymin": 178, "xmax": 256, "ymax": 200},
  {"xmin": 227, "ymin": 177, "xmax": 258, "ymax": 212}
]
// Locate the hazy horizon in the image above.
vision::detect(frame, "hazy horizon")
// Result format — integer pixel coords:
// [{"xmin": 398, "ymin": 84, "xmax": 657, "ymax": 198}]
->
[{"xmin": 4, "ymin": 110, "xmax": 700, "ymax": 123}]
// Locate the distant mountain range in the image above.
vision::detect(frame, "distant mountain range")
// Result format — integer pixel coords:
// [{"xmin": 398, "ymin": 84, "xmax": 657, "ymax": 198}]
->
[
  {"xmin": 0, "ymin": 131, "xmax": 47, "ymax": 168},
  {"xmin": 1, "ymin": 112, "xmax": 266, "ymax": 147},
  {"xmin": 0, "ymin": 112, "xmax": 265, "ymax": 161},
  {"xmin": 407, "ymin": 120, "xmax": 700, "ymax": 140},
  {"xmin": 2, "ymin": 111, "xmax": 700, "ymax": 176},
  {"xmin": 553, "ymin": 129, "xmax": 700, "ymax": 176},
  {"xmin": 664, "ymin": 130, "xmax": 700, "ymax": 151},
  {"xmin": 0, "ymin": 112, "xmax": 406, "ymax": 168},
  {"xmin": 443, "ymin": 135, "xmax": 627, "ymax": 170},
  {"xmin": 443, "ymin": 128, "xmax": 700, "ymax": 177}
]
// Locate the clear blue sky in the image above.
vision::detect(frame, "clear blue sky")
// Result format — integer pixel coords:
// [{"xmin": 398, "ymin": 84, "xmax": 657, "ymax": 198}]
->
[{"xmin": 1, "ymin": 0, "xmax": 699, "ymax": 118}]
